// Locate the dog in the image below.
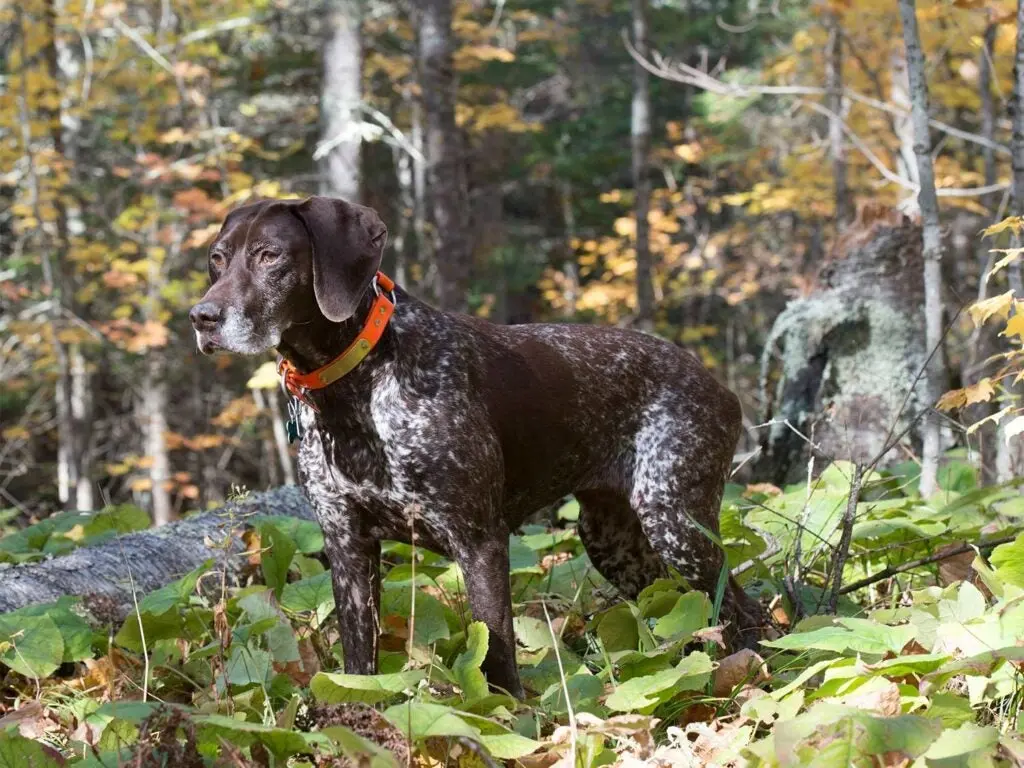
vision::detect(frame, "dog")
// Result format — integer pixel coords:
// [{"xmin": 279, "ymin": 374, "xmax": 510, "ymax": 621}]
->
[{"xmin": 190, "ymin": 196, "xmax": 766, "ymax": 698}]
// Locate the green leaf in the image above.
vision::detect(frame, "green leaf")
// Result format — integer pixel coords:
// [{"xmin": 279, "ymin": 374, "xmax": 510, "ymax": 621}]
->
[
  {"xmin": 990, "ymin": 534, "xmax": 1024, "ymax": 588},
  {"xmin": 604, "ymin": 653, "xmax": 712, "ymax": 714},
  {"xmin": 7, "ymin": 598, "xmax": 92, "ymax": 662},
  {"xmin": 478, "ymin": 732, "xmax": 543, "ymax": 759},
  {"xmin": 249, "ymin": 515, "xmax": 324, "ymax": 553},
  {"xmin": 923, "ymin": 693, "xmax": 976, "ymax": 728},
  {"xmin": 508, "ymin": 535, "xmax": 540, "ymax": 571},
  {"xmin": 0, "ymin": 614, "xmax": 64, "ymax": 678},
  {"xmin": 225, "ymin": 645, "xmax": 273, "ymax": 686},
  {"xmin": 541, "ymin": 673, "xmax": 603, "ymax": 715},
  {"xmin": 453, "ymin": 621, "xmax": 490, "ymax": 700},
  {"xmin": 382, "ymin": 701, "xmax": 479, "ymax": 741},
  {"xmin": 193, "ymin": 713, "xmax": 327, "ymax": 760},
  {"xmin": 238, "ymin": 591, "xmax": 300, "ymax": 663},
  {"xmin": 380, "ymin": 587, "xmax": 451, "ymax": 646},
  {"xmin": 653, "ymin": 592, "xmax": 711, "ymax": 640},
  {"xmin": 593, "ymin": 603, "xmax": 640, "ymax": 652},
  {"xmin": 604, "ymin": 666, "xmax": 685, "ymax": 712},
  {"xmin": 138, "ymin": 560, "xmax": 213, "ymax": 616},
  {"xmin": 280, "ymin": 571, "xmax": 333, "ymax": 617},
  {"xmin": 762, "ymin": 618, "xmax": 915, "ymax": 656},
  {"xmin": 260, "ymin": 522, "xmax": 297, "ymax": 599},
  {"xmin": 923, "ymin": 722, "xmax": 999, "ymax": 766},
  {"xmin": 311, "ymin": 670, "xmax": 425, "ymax": 705},
  {"xmin": 0, "ymin": 730, "xmax": 64, "ymax": 767}
]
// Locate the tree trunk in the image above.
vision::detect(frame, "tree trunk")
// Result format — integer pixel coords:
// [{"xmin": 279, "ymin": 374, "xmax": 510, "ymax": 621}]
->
[
  {"xmin": 0, "ymin": 487, "xmax": 314, "ymax": 621},
  {"xmin": 142, "ymin": 350, "xmax": 173, "ymax": 526},
  {"xmin": 417, "ymin": 0, "xmax": 471, "ymax": 312},
  {"xmin": 826, "ymin": 12, "xmax": 849, "ymax": 228},
  {"xmin": 756, "ymin": 210, "xmax": 928, "ymax": 484},
  {"xmin": 631, "ymin": 0, "xmax": 654, "ymax": 331},
  {"xmin": 319, "ymin": 0, "xmax": 362, "ymax": 202},
  {"xmin": 897, "ymin": 0, "xmax": 944, "ymax": 497},
  {"xmin": 968, "ymin": 18, "xmax": 1001, "ymax": 486},
  {"xmin": 998, "ymin": 0, "xmax": 1024, "ymax": 479}
]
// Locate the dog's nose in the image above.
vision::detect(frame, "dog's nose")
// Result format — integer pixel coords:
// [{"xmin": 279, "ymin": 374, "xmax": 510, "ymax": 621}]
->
[{"xmin": 189, "ymin": 302, "xmax": 223, "ymax": 329}]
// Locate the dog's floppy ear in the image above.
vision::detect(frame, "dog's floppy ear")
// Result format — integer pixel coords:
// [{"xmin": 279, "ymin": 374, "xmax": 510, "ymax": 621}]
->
[{"xmin": 292, "ymin": 196, "xmax": 387, "ymax": 322}]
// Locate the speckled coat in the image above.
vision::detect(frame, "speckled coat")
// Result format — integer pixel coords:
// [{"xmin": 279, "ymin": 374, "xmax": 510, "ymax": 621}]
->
[{"xmin": 191, "ymin": 197, "xmax": 767, "ymax": 699}]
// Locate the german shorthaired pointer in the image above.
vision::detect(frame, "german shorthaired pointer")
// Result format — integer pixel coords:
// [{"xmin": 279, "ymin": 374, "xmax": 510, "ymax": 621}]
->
[{"xmin": 190, "ymin": 196, "xmax": 766, "ymax": 698}]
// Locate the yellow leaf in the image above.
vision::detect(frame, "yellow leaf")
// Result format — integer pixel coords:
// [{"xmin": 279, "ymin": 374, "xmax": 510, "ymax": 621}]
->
[
  {"xmin": 1002, "ymin": 310, "xmax": 1024, "ymax": 339},
  {"xmin": 987, "ymin": 248, "xmax": 1024, "ymax": 280},
  {"xmin": 247, "ymin": 361, "xmax": 280, "ymax": 390},
  {"xmin": 968, "ymin": 291, "xmax": 1015, "ymax": 326},
  {"xmin": 966, "ymin": 405, "xmax": 1015, "ymax": 435},
  {"xmin": 674, "ymin": 143, "xmax": 703, "ymax": 163},
  {"xmin": 2, "ymin": 426, "xmax": 30, "ymax": 441},
  {"xmin": 936, "ymin": 388, "xmax": 967, "ymax": 412},
  {"xmin": 613, "ymin": 217, "xmax": 636, "ymax": 237},
  {"xmin": 981, "ymin": 216, "xmax": 1024, "ymax": 239},
  {"xmin": 63, "ymin": 524, "xmax": 86, "ymax": 542}
]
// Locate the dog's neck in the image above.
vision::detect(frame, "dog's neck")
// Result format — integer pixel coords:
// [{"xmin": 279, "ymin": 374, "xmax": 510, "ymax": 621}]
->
[{"xmin": 276, "ymin": 289, "xmax": 390, "ymax": 375}]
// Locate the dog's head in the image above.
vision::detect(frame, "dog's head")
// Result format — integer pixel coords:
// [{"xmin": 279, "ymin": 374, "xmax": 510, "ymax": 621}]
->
[{"xmin": 189, "ymin": 196, "xmax": 387, "ymax": 355}]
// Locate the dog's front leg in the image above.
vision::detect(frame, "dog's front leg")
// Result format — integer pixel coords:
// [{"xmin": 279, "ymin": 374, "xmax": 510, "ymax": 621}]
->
[
  {"xmin": 323, "ymin": 532, "xmax": 381, "ymax": 675},
  {"xmin": 455, "ymin": 537, "xmax": 524, "ymax": 699}
]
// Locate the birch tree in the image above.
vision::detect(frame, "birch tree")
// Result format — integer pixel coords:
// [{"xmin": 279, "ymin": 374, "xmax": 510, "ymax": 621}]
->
[
  {"xmin": 319, "ymin": 0, "xmax": 363, "ymax": 202},
  {"xmin": 632, "ymin": 0, "xmax": 654, "ymax": 330},
  {"xmin": 897, "ymin": 0, "xmax": 944, "ymax": 497}
]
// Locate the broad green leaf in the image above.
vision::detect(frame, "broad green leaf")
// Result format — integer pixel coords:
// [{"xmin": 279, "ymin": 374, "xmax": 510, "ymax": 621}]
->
[
  {"xmin": 508, "ymin": 535, "xmax": 540, "ymax": 571},
  {"xmin": 513, "ymin": 616, "xmax": 555, "ymax": 653},
  {"xmin": 137, "ymin": 560, "xmax": 213, "ymax": 616},
  {"xmin": 382, "ymin": 701, "xmax": 478, "ymax": 741},
  {"xmin": 7, "ymin": 598, "xmax": 92, "ymax": 663},
  {"xmin": 380, "ymin": 587, "xmax": 451, "ymax": 646},
  {"xmin": 990, "ymin": 534, "xmax": 1024, "ymax": 588},
  {"xmin": 238, "ymin": 591, "xmax": 300, "ymax": 663},
  {"xmin": 194, "ymin": 713, "xmax": 327, "ymax": 760},
  {"xmin": 604, "ymin": 666, "xmax": 684, "ymax": 712},
  {"xmin": 0, "ymin": 730, "xmax": 63, "ymax": 767},
  {"xmin": 249, "ymin": 515, "xmax": 324, "ymax": 554},
  {"xmin": 541, "ymin": 673, "xmax": 603, "ymax": 714},
  {"xmin": 923, "ymin": 722, "xmax": 999, "ymax": 765},
  {"xmin": 260, "ymin": 522, "xmax": 296, "ymax": 599},
  {"xmin": 311, "ymin": 670, "xmax": 425, "ymax": 704},
  {"xmin": 453, "ymin": 621, "xmax": 490, "ymax": 700},
  {"xmin": 593, "ymin": 603, "xmax": 639, "ymax": 652},
  {"xmin": 923, "ymin": 693, "xmax": 976, "ymax": 728},
  {"xmin": 652, "ymin": 591, "xmax": 711, "ymax": 639},
  {"xmin": 281, "ymin": 571, "xmax": 333, "ymax": 617},
  {"xmin": 0, "ymin": 614, "xmax": 63, "ymax": 678},
  {"xmin": 762, "ymin": 618, "xmax": 915, "ymax": 656},
  {"xmin": 478, "ymin": 732, "xmax": 543, "ymax": 759},
  {"xmin": 225, "ymin": 645, "xmax": 272, "ymax": 686}
]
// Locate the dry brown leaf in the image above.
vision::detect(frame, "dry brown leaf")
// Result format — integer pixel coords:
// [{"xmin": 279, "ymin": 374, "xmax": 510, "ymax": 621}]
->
[{"xmin": 713, "ymin": 649, "xmax": 770, "ymax": 697}]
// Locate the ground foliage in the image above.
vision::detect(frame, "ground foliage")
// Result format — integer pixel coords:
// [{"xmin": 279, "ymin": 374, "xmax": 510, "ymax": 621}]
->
[{"xmin": 2, "ymin": 462, "xmax": 1024, "ymax": 767}]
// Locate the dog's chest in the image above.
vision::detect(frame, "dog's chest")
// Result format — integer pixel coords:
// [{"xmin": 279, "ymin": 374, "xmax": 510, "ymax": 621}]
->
[{"xmin": 295, "ymin": 373, "xmax": 446, "ymax": 542}]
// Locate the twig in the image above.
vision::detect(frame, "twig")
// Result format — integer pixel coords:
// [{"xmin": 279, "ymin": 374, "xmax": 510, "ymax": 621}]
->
[
  {"xmin": 838, "ymin": 532, "xmax": 1017, "ymax": 595},
  {"xmin": 112, "ymin": 17, "xmax": 176, "ymax": 76},
  {"xmin": 542, "ymin": 598, "xmax": 576, "ymax": 768},
  {"xmin": 120, "ymin": 541, "xmax": 150, "ymax": 702},
  {"xmin": 827, "ymin": 463, "xmax": 864, "ymax": 613}
]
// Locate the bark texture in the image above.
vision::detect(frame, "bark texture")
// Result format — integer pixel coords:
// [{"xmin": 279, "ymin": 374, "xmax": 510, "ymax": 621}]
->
[
  {"xmin": 897, "ymin": 0, "xmax": 944, "ymax": 497},
  {"xmin": 417, "ymin": 0, "xmax": 471, "ymax": 312},
  {"xmin": 756, "ymin": 210, "xmax": 928, "ymax": 484},
  {"xmin": 320, "ymin": 0, "xmax": 362, "ymax": 202},
  {"xmin": 631, "ymin": 0, "xmax": 654, "ymax": 330},
  {"xmin": 0, "ymin": 487, "xmax": 314, "ymax": 620}
]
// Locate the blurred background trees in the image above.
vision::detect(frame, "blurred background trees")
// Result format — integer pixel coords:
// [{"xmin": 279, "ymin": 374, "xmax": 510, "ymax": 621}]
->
[{"xmin": 2, "ymin": 0, "xmax": 1023, "ymax": 522}]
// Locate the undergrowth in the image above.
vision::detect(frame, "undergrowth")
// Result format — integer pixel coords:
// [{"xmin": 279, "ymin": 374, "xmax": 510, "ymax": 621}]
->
[{"xmin": 1, "ymin": 459, "xmax": 1023, "ymax": 766}]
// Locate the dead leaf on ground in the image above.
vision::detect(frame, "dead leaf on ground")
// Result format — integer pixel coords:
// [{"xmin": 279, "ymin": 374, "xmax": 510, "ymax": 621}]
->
[{"xmin": 713, "ymin": 649, "xmax": 770, "ymax": 697}]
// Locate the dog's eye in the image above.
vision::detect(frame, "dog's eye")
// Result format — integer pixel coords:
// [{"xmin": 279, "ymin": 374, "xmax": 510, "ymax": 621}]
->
[
  {"xmin": 210, "ymin": 252, "xmax": 226, "ymax": 269},
  {"xmin": 258, "ymin": 249, "xmax": 281, "ymax": 265}
]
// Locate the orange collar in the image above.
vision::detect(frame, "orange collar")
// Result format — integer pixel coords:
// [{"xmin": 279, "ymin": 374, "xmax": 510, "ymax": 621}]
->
[{"xmin": 278, "ymin": 271, "xmax": 396, "ymax": 407}]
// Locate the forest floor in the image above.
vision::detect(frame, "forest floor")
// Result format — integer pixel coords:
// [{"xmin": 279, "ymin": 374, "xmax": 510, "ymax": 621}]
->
[{"xmin": 1, "ymin": 458, "xmax": 1023, "ymax": 766}]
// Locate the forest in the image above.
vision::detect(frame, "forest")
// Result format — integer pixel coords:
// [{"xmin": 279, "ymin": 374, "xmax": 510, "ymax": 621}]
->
[{"xmin": 2, "ymin": 0, "xmax": 1024, "ymax": 765}]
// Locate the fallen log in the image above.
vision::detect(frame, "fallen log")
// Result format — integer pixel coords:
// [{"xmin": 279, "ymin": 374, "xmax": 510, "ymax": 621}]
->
[{"xmin": 0, "ymin": 486, "xmax": 314, "ymax": 621}]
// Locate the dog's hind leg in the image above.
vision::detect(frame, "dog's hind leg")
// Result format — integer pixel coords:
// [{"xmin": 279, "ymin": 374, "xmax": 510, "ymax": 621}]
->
[
  {"xmin": 629, "ymin": 409, "xmax": 767, "ymax": 650},
  {"xmin": 576, "ymin": 490, "xmax": 666, "ymax": 599}
]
